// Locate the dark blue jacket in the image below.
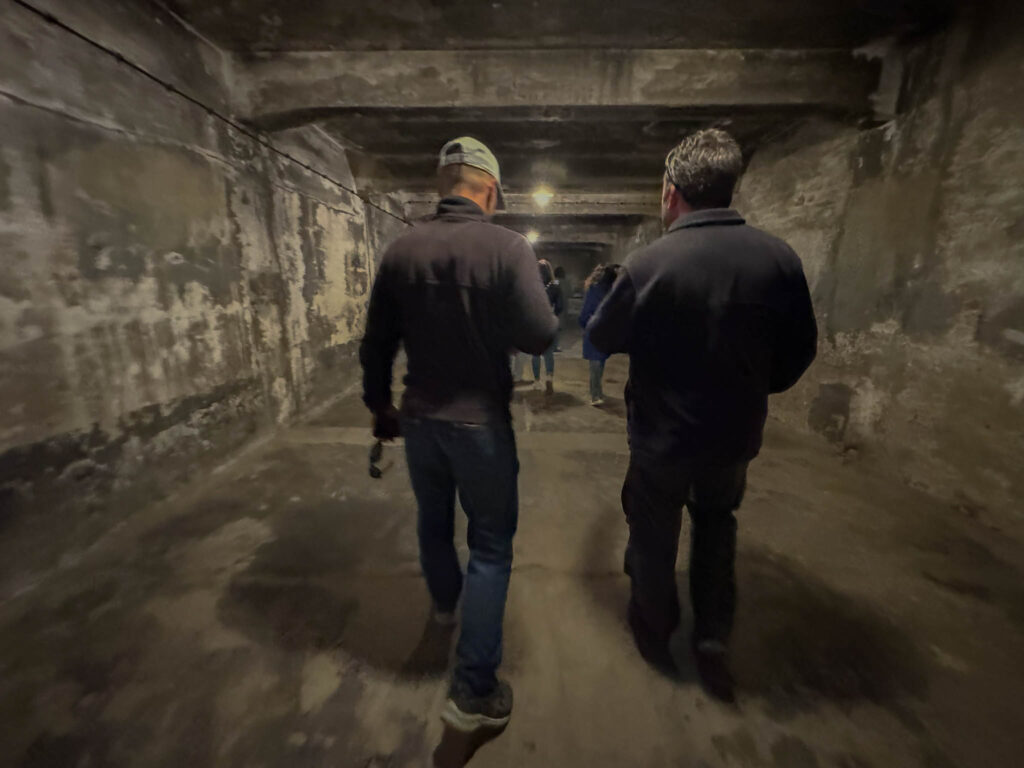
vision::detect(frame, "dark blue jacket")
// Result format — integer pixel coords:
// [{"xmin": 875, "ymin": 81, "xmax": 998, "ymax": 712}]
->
[
  {"xmin": 587, "ymin": 208, "xmax": 817, "ymax": 463},
  {"xmin": 361, "ymin": 197, "xmax": 558, "ymax": 424},
  {"xmin": 579, "ymin": 283, "xmax": 611, "ymax": 361}
]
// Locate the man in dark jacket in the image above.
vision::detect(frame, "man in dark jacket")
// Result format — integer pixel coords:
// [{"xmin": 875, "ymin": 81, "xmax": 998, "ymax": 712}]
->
[
  {"xmin": 587, "ymin": 129, "xmax": 817, "ymax": 701},
  {"xmin": 360, "ymin": 137, "xmax": 558, "ymax": 730}
]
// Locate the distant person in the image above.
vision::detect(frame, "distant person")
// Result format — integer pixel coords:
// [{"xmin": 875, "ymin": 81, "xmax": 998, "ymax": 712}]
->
[
  {"xmin": 532, "ymin": 259, "xmax": 564, "ymax": 394},
  {"xmin": 587, "ymin": 129, "xmax": 817, "ymax": 701},
  {"xmin": 510, "ymin": 349, "xmax": 528, "ymax": 384},
  {"xmin": 360, "ymin": 137, "xmax": 558, "ymax": 731},
  {"xmin": 579, "ymin": 263, "xmax": 620, "ymax": 406},
  {"xmin": 553, "ymin": 265, "xmax": 567, "ymax": 350}
]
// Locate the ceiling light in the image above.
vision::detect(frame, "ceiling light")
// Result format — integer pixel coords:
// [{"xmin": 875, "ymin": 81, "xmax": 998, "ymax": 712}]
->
[
  {"xmin": 526, "ymin": 230, "xmax": 540, "ymax": 243},
  {"xmin": 532, "ymin": 186, "xmax": 554, "ymax": 208}
]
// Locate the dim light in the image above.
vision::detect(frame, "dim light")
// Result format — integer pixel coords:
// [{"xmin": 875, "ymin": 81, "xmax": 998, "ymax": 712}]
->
[
  {"xmin": 532, "ymin": 186, "xmax": 554, "ymax": 208},
  {"xmin": 526, "ymin": 230, "xmax": 540, "ymax": 243}
]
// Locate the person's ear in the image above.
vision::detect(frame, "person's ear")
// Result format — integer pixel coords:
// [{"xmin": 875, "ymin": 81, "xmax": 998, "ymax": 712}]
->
[
  {"xmin": 662, "ymin": 177, "xmax": 676, "ymax": 207},
  {"xmin": 487, "ymin": 183, "xmax": 498, "ymax": 214}
]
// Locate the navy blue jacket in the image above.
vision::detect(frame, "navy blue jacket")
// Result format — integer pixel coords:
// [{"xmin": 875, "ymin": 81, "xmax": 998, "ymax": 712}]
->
[
  {"xmin": 587, "ymin": 208, "xmax": 817, "ymax": 464},
  {"xmin": 361, "ymin": 197, "xmax": 558, "ymax": 424}
]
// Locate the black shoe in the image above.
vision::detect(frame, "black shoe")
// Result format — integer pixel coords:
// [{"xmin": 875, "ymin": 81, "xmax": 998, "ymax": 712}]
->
[
  {"xmin": 627, "ymin": 602, "xmax": 676, "ymax": 673},
  {"xmin": 692, "ymin": 639, "xmax": 736, "ymax": 703},
  {"xmin": 441, "ymin": 679, "xmax": 513, "ymax": 732}
]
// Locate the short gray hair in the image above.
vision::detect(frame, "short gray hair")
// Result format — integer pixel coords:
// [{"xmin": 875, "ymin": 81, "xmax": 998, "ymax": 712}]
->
[{"xmin": 664, "ymin": 129, "xmax": 743, "ymax": 209}]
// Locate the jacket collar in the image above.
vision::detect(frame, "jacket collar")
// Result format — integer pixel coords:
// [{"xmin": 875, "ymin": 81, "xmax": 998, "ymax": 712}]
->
[
  {"xmin": 667, "ymin": 208, "xmax": 745, "ymax": 233},
  {"xmin": 435, "ymin": 196, "xmax": 488, "ymax": 221}
]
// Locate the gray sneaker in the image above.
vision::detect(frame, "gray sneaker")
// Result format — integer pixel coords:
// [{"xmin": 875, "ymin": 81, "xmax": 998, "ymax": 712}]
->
[{"xmin": 441, "ymin": 679, "xmax": 513, "ymax": 732}]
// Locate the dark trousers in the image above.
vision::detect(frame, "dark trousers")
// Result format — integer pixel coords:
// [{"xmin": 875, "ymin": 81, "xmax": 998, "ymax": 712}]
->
[
  {"xmin": 402, "ymin": 417, "xmax": 519, "ymax": 696},
  {"xmin": 622, "ymin": 455, "xmax": 748, "ymax": 644}
]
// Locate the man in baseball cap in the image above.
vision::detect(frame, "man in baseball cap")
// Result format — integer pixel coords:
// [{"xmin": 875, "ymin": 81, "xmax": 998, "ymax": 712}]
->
[
  {"xmin": 360, "ymin": 137, "xmax": 556, "ymax": 732},
  {"xmin": 437, "ymin": 136, "xmax": 507, "ymax": 211}
]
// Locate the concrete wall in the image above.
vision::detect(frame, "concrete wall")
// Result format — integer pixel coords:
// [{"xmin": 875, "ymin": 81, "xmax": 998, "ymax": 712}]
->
[
  {"xmin": 0, "ymin": 1, "xmax": 405, "ymax": 573},
  {"xmin": 554, "ymin": 252, "xmax": 604, "ymax": 298},
  {"xmin": 736, "ymin": 0, "xmax": 1024, "ymax": 521}
]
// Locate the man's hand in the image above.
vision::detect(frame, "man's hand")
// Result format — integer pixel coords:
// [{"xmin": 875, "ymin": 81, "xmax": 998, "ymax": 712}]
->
[{"xmin": 373, "ymin": 405, "xmax": 401, "ymax": 441}]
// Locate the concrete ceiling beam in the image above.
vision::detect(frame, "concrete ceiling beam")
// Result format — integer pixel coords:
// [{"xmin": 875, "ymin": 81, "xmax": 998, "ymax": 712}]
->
[
  {"xmin": 402, "ymin": 192, "xmax": 660, "ymax": 219},
  {"xmin": 241, "ymin": 48, "xmax": 880, "ymax": 129}
]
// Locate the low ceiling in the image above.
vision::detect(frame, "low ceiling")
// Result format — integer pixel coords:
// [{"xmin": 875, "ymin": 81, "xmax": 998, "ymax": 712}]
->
[
  {"xmin": 163, "ymin": 0, "xmax": 956, "ymax": 52},
  {"xmin": 157, "ymin": 0, "xmax": 960, "ymax": 246},
  {"xmin": 325, "ymin": 106, "xmax": 818, "ymax": 193}
]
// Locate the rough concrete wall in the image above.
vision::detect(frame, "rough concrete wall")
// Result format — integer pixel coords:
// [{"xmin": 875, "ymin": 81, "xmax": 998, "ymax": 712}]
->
[
  {"xmin": 736, "ymin": 1, "xmax": 1024, "ymax": 521},
  {"xmin": 630, "ymin": 216, "xmax": 664, "ymax": 252},
  {"xmin": 363, "ymin": 193, "xmax": 411, "ymax": 270},
  {"xmin": 24, "ymin": 0, "xmax": 237, "ymax": 114},
  {"xmin": 0, "ymin": 1, "xmax": 404, "ymax": 576}
]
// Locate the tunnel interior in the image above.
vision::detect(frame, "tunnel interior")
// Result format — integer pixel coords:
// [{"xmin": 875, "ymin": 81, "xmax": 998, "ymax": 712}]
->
[{"xmin": 0, "ymin": 0, "xmax": 1022, "ymax": 766}]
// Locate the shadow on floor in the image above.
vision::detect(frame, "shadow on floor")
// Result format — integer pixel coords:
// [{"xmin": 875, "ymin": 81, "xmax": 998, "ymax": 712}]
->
[
  {"xmin": 582, "ymin": 511, "xmax": 930, "ymax": 714},
  {"xmin": 401, "ymin": 621, "xmax": 457, "ymax": 678},
  {"xmin": 593, "ymin": 396, "xmax": 627, "ymax": 418},
  {"xmin": 730, "ymin": 549, "xmax": 929, "ymax": 713},
  {"xmin": 519, "ymin": 389, "xmax": 585, "ymax": 413},
  {"xmin": 432, "ymin": 723, "xmax": 509, "ymax": 768},
  {"xmin": 220, "ymin": 575, "xmax": 450, "ymax": 679},
  {"xmin": 214, "ymin": 491, "xmax": 455, "ymax": 677}
]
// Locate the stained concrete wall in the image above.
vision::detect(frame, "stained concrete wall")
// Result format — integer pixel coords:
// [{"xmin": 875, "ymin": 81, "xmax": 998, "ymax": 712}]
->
[
  {"xmin": 0, "ymin": 1, "xmax": 405, "ymax": 574},
  {"xmin": 736, "ymin": 0, "xmax": 1024, "ymax": 521}
]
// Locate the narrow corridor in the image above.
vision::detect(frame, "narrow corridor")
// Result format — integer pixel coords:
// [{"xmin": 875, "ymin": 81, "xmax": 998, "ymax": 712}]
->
[
  {"xmin": 3, "ymin": 1, "xmax": 1023, "ymax": 766},
  {"xmin": 3, "ymin": 348, "xmax": 1021, "ymax": 767}
]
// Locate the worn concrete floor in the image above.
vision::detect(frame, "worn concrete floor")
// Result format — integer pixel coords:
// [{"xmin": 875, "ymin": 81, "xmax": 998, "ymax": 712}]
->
[{"xmin": 2, "ymin": 341, "xmax": 1024, "ymax": 768}]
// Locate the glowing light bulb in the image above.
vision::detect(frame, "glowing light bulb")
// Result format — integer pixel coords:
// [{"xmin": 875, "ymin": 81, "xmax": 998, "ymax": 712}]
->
[
  {"xmin": 526, "ymin": 230, "xmax": 540, "ymax": 244},
  {"xmin": 532, "ymin": 186, "xmax": 554, "ymax": 208}
]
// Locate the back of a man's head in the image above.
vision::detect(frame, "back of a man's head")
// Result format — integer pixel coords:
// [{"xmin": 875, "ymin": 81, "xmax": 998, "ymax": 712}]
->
[
  {"xmin": 438, "ymin": 163, "xmax": 497, "ymax": 201},
  {"xmin": 665, "ymin": 129, "xmax": 744, "ymax": 209}
]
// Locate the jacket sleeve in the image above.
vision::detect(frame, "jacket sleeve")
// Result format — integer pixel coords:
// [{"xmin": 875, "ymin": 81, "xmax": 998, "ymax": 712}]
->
[
  {"xmin": 578, "ymin": 287, "xmax": 599, "ymax": 329},
  {"xmin": 587, "ymin": 269, "xmax": 637, "ymax": 355},
  {"xmin": 769, "ymin": 263, "xmax": 818, "ymax": 394},
  {"xmin": 359, "ymin": 260, "xmax": 402, "ymax": 413}
]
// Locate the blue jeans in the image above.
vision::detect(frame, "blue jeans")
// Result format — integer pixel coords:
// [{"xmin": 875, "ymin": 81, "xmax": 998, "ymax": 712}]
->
[
  {"xmin": 510, "ymin": 352, "xmax": 526, "ymax": 381},
  {"xmin": 532, "ymin": 335, "xmax": 557, "ymax": 379},
  {"xmin": 402, "ymin": 417, "xmax": 520, "ymax": 695},
  {"xmin": 589, "ymin": 359, "xmax": 606, "ymax": 400}
]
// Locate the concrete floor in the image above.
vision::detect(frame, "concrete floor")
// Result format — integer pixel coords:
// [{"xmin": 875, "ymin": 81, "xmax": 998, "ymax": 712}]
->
[{"xmin": 2, "ymin": 342, "xmax": 1024, "ymax": 768}]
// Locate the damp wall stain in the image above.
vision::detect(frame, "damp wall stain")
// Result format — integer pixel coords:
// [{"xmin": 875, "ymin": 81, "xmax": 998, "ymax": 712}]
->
[
  {"xmin": 0, "ymin": 3, "xmax": 406, "ymax": 575},
  {"xmin": 0, "ymin": 149, "xmax": 12, "ymax": 211},
  {"xmin": 736, "ymin": 4, "xmax": 1024, "ymax": 519}
]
